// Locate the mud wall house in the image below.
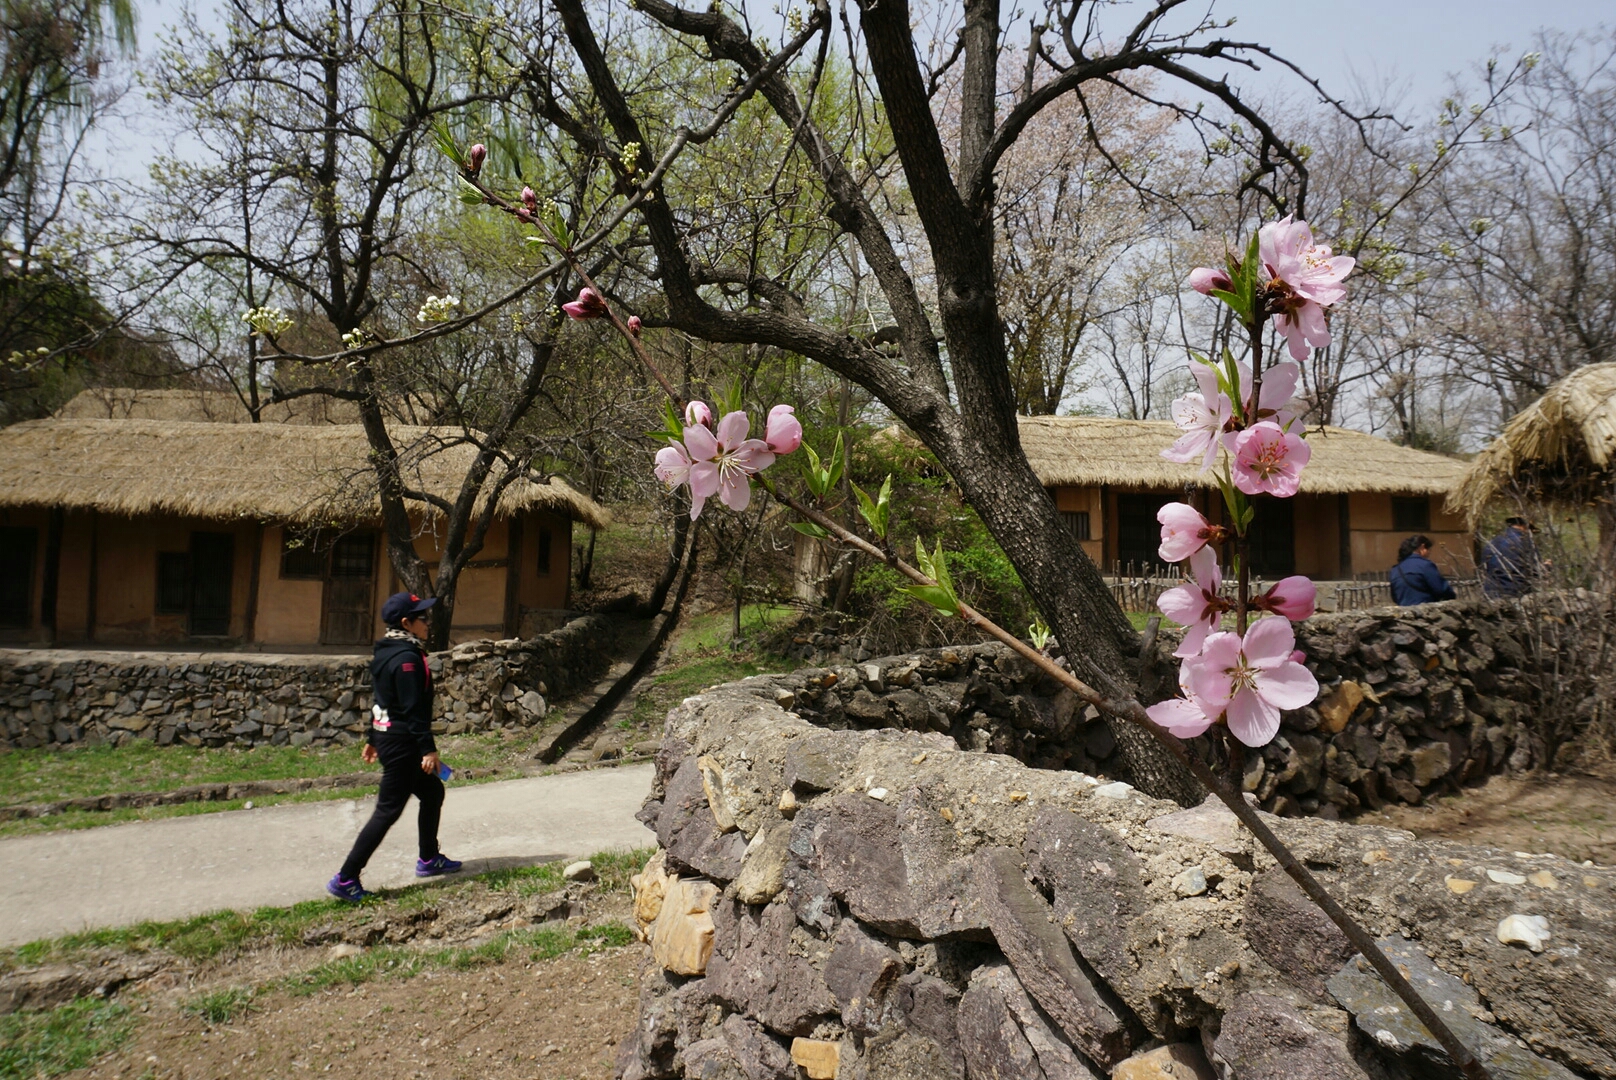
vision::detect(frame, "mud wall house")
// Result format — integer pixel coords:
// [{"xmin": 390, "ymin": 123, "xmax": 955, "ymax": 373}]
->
[
  {"xmin": 0, "ymin": 418, "xmax": 609, "ymax": 648},
  {"xmin": 1015, "ymin": 417, "xmax": 1471, "ymax": 579}
]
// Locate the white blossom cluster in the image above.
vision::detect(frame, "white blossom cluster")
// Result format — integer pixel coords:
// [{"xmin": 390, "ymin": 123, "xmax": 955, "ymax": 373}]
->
[
  {"xmin": 242, "ymin": 306, "xmax": 294, "ymax": 337},
  {"xmin": 417, "ymin": 294, "xmax": 461, "ymax": 323}
]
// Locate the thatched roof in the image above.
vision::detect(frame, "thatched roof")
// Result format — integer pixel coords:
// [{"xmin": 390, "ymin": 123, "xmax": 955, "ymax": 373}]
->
[
  {"xmin": 1017, "ymin": 416, "xmax": 1466, "ymax": 496},
  {"xmin": 56, "ymin": 387, "xmax": 361, "ymax": 425},
  {"xmin": 1448, "ymin": 363, "xmax": 1616, "ymax": 522},
  {"xmin": 0, "ymin": 419, "xmax": 610, "ymax": 529}
]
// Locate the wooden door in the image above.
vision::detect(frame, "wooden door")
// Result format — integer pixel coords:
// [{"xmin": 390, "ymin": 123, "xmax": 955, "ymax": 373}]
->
[
  {"xmin": 0, "ymin": 526, "xmax": 36, "ymax": 628},
  {"xmin": 189, "ymin": 532, "xmax": 234, "ymax": 636},
  {"xmin": 321, "ymin": 531, "xmax": 376, "ymax": 645}
]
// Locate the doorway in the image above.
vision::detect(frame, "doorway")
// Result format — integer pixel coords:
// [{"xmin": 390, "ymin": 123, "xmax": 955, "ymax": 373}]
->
[
  {"xmin": 189, "ymin": 532, "xmax": 235, "ymax": 636},
  {"xmin": 321, "ymin": 531, "xmax": 376, "ymax": 645}
]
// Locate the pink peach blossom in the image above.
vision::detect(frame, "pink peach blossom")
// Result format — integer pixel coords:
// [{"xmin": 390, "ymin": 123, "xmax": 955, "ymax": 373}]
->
[
  {"xmin": 1158, "ymin": 546, "xmax": 1227, "ymax": 659},
  {"xmin": 764, "ymin": 404, "xmax": 803, "ymax": 455},
  {"xmin": 1258, "ymin": 216, "xmax": 1354, "ymax": 361},
  {"xmin": 653, "ymin": 438, "xmax": 717, "ymax": 520},
  {"xmin": 684, "ymin": 400, "xmax": 714, "ymax": 429},
  {"xmin": 1183, "ymin": 617, "xmax": 1318, "ymax": 747},
  {"xmin": 1255, "ymin": 575, "xmax": 1317, "ymax": 621},
  {"xmin": 1162, "ymin": 363, "xmax": 1232, "ymax": 472},
  {"xmin": 699, "ymin": 411, "xmax": 775, "ymax": 513},
  {"xmin": 562, "ymin": 287, "xmax": 607, "ymax": 320},
  {"xmin": 1188, "ymin": 266, "xmax": 1232, "ymax": 295},
  {"xmin": 1225, "ymin": 420, "xmax": 1311, "ymax": 497},
  {"xmin": 1157, "ymin": 502, "xmax": 1222, "ymax": 563}
]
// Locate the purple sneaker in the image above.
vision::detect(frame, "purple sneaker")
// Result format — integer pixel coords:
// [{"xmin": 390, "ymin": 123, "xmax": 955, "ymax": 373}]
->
[
  {"xmin": 416, "ymin": 854, "xmax": 463, "ymax": 877},
  {"xmin": 327, "ymin": 874, "xmax": 372, "ymax": 902}
]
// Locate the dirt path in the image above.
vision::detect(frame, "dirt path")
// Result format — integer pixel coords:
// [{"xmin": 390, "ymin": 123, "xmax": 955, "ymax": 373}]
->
[{"xmin": 1361, "ymin": 764, "xmax": 1616, "ymax": 865}]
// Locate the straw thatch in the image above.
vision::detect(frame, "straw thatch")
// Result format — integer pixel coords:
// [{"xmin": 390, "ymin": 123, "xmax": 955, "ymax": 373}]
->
[
  {"xmin": 1448, "ymin": 363, "xmax": 1616, "ymax": 523},
  {"xmin": 56, "ymin": 387, "xmax": 362, "ymax": 425},
  {"xmin": 0, "ymin": 419, "xmax": 610, "ymax": 529},
  {"xmin": 1016, "ymin": 416, "xmax": 1466, "ymax": 495}
]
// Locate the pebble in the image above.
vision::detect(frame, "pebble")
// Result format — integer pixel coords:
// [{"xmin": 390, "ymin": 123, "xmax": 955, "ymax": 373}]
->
[
  {"xmin": 778, "ymin": 790, "xmax": 798, "ymax": 816},
  {"xmin": 867, "ymin": 788, "xmax": 888, "ymax": 801},
  {"xmin": 1444, "ymin": 877, "xmax": 1477, "ymax": 895},
  {"xmin": 1172, "ymin": 866, "xmax": 1209, "ymax": 897},
  {"xmin": 1528, "ymin": 870, "xmax": 1557, "ymax": 889},
  {"xmin": 563, "ymin": 860, "xmax": 596, "ymax": 882},
  {"xmin": 1094, "ymin": 781, "xmax": 1134, "ymax": 799},
  {"xmin": 1488, "ymin": 869, "xmax": 1527, "ymax": 885},
  {"xmin": 1496, "ymin": 914, "xmax": 1551, "ymax": 952},
  {"xmin": 242, "ymin": 801, "xmax": 254, "ymax": 810},
  {"xmin": 328, "ymin": 943, "xmax": 363, "ymax": 959}
]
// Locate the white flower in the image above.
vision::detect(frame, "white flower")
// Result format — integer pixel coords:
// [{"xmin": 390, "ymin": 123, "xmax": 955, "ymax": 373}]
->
[
  {"xmin": 341, "ymin": 330, "xmax": 367, "ymax": 350},
  {"xmin": 417, "ymin": 294, "xmax": 462, "ymax": 323},
  {"xmin": 242, "ymin": 306, "xmax": 294, "ymax": 337}
]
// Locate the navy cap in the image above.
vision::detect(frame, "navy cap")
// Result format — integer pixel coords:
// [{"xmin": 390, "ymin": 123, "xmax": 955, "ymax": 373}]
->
[{"xmin": 381, "ymin": 592, "xmax": 438, "ymax": 625}]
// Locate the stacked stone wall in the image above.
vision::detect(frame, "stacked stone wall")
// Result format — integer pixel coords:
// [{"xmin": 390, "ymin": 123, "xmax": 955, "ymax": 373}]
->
[
  {"xmin": 0, "ymin": 614, "xmax": 622, "ymax": 751},
  {"xmin": 619, "ymin": 674, "xmax": 1614, "ymax": 1080},
  {"xmin": 755, "ymin": 598, "xmax": 1542, "ymax": 815}
]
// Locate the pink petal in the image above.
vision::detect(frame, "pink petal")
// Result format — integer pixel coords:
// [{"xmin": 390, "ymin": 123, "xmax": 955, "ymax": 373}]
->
[
  {"xmin": 1157, "ymin": 582, "xmax": 1204, "ymax": 627},
  {"xmin": 687, "ymin": 461, "xmax": 720, "ymax": 499},
  {"xmin": 1185, "ymin": 632, "xmax": 1241, "ymax": 705},
  {"xmin": 718, "ymin": 469, "xmax": 752, "ymax": 512},
  {"xmin": 731, "ymin": 439, "xmax": 776, "ymax": 474},
  {"xmin": 653, "ymin": 442, "xmax": 691, "ymax": 487},
  {"xmin": 1297, "ymin": 301, "xmax": 1331, "ymax": 349},
  {"xmin": 1252, "ymin": 660, "xmax": 1320, "ymax": 711},
  {"xmin": 1265, "ymin": 575, "xmax": 1316, "ymax": 620},
  {"xmin": 1226, "ymin": 686, "xmax": 1282, "ymax": 748},
  {"xmin": 1146, "ymin": 697, "xmax": 1216, "ymax": 739},
  {"xmin": 1157, "ymin": 502, "xmax": 1210, "ymax": 563},
  {"xmin": 715, "ymin": 410, "xmax": 750, "ymax": 448},
  {"xmin": 1257, "ymin": 361, "xmax": 1300, "ymax": 416},
  {"xmin": 688, "ymin": 488, "xmax": 708, "ymax": 520},
  {"xmin": 1173, "ymin": 619, "xmax": 1215, "ymax": 660},
  {"xmin": 1188, "ymin": 545, "xmax": 1220, "ymax": 591},
  {"xmin": 683, "ymin": 423, "xmax": 718, "ymax": 461},
  {"xmin": 1242, "ymin": 615, "xmax": 1297, "ymax": 667},
  {"xmin": 1188, "ymin": 267, "xmax": 1231, "ymax": 295},
  {"xmin": 1161, "ymin": 427, "xmax": 1215, "ymax": 466},
  {"xmin": 764, "ymin": 404, "xmax": 802, "ymax": 455}
]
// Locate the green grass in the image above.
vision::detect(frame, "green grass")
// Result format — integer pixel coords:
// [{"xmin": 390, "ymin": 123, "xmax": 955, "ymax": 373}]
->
[
  {"xmin": 0, "ymin": 996, "xmax": 133, "ymax": 1080},
  {"xmin": 624, "ymin": 651, "xmax": 788, "ymax": 731},
  {"xmin": 0, "ymin": 785, "xmax": 377, "ymax": 840},
  {"xmin": 183, "ymin": 987, "xmax": 257, "ymax": 1025},
  {"xmin": 669, "ymin": 604, "xmax": 795, "ymax": 656}
]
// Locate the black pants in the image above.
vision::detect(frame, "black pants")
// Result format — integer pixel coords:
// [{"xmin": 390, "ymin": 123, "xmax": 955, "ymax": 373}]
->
[{"xmin": 338, "ymin": 736, "xmax": 444, "ymax": 879}]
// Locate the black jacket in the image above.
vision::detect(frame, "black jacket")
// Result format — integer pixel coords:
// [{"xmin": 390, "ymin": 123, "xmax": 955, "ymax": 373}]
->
[{"xmin": 369, "ymin": 635, "xmax": 436, "ymax": 754}]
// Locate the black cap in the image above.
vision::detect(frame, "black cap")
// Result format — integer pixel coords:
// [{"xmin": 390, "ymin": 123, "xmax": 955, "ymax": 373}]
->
[{"xmin": 381, "ymin": 592, "xmax": 438, "ymax": 625}]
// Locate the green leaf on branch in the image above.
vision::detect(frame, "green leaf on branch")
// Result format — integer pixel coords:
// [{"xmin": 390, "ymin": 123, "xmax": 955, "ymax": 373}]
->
[
  {"xmin": 433, "ymin": 122, "xmax": 465, "ymax": 167},
  {"xmin": 802, "ymin": 433, "xmax": 846, "ymax": 499},
  {"xmin": 789, "ymin": 521, "xmax": 831, "ymax": 539},
  {"xmin": 898, "ymin": 537, "xmax": 960, "ymax": 617},
  {"xmin": 853, "ymin": 474, "xmax": 892, "ymax": 538},
  {"xmin": 541, "ymin": 203, "xmax": 570, "ymax": 248},
  {"xmin": 455, "ymin": 177, "xmax": 485, "ymax": 205}
]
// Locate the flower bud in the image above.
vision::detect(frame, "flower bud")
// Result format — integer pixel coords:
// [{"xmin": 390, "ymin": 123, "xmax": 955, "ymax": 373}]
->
[
  {"xmin": 521, "ymin": 186, "xmax": 537, "ymax": 212},
  {"xmin": 684, "ymin": 401, "xmax": 714, "ymax": 429},
  {"xmin": 561, "ymin": 287, "xmax": 608, "ymax": 320},
  {"xmin": 467, "ymin": 143, "xmax": 486, "ymax": 176},
  {"xmin": 627, "ymin": 315, "xmax": 642, "ymax": 337},
  {"xmin": 1188, "ymin": 266, "xmax": 1232, "ymax": 295}
]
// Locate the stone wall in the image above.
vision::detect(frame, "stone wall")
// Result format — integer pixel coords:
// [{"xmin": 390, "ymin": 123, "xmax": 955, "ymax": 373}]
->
[
  {"xmin": 0, "ymin": 614, "xmax": 622, "ymax": 751},
  {"xmin": 749, "ymin": 598, "xmax": 1543, "ymax": 816},
  {"xmin": 619, "ymin": 677, "xmax": 1614, "ymax": 1080}
]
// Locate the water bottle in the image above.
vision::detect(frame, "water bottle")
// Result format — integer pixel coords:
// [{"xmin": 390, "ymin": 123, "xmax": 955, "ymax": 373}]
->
[{"xmin": 437, "ymin": 761, "xmax": 453, "ymax": 782}]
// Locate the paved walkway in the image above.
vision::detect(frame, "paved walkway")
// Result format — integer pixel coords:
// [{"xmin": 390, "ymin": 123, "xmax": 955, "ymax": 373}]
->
[{"xmin": 1, "ymin": 764, "xmax": 656, "ymax": 947}]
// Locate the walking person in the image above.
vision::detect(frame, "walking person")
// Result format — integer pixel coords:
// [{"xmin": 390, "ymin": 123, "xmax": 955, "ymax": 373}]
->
[
  {"xmin": 1481, "ymin": 516, "xmax": 1542, "ymax": 599},
  {"xmin": 327, "ymin": 592, "xmax": 462, "ymax": 900},
  {"xmin": 1389, "ymin": 535, "xmax": 1457, "ymax": 606}
]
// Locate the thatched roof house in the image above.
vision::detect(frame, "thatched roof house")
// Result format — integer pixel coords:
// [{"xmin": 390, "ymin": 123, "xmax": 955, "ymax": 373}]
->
[
  {"xmin": 55, "ymin": 387, "xmax": 361, "ymax": 425},
  {"xmin": 1019, "ymin": 417, "xmax": 1466, "ymax": 495},
  {"xmin": 0, "ymin": 418, "xmax": 609, "ymax": 529},
  {"xmin": 1014, "ymin": 416, "xmax": 1471, "ymax": 579},
  {"xmin": 0, "ymin": 417, "xmax": 607, "ymax": 649},
  {"xmin": 1447, "ymin": 363, "xmax": 1616, "ymax": 523}
]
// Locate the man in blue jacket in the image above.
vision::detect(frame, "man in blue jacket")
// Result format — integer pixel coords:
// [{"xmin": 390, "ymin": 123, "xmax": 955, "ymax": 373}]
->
[
  {"xmin": 327, "ymin": 592, "xmax": 462, "ymax": 901},
  {"xmin": 1482, "ymin": 517, "xmax": 1542, "ymax": 598},
  {"xmin": 1390, "ymin": 535, "xmax": 1457, "ymax": 606}
]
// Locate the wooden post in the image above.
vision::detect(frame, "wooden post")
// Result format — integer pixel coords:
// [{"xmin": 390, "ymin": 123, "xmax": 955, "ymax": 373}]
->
[
  {"xmin": 502, "ymin": 514, "xmax": 524, "ymax": 638},
  {"xmin": 243, "ymin": 522, "xmax": 263, "ymax": 646},
  {"xmin": 40, "ymin": 507, "xmax": 63, "ymax": 644},
  {"xmin": 86, "ymin": 510, "xmax": 99, "ymax": 643}
]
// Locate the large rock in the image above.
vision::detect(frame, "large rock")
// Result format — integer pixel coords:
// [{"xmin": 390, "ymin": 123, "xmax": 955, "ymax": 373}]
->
[
  {"xmin": 1243, "ymin": 867, "xmax": 1355, "ymax": 1001},
  {"xmin": 679, "ymin": 1038, "xmax": 746, "ymax": 1080},
  {"xmin": 650, "ymin": 877, "xmax": 720, "ymax": 976},
  {"xmin": 704, "ymin": 900, "xmax": 838, "ymax": 1037},
  {"xmin": 956, "ymin": 966, "xmax": 1054, "ymax": 1080},
  {"xmin": 718, "ymin": 1015, "xmax": 795, "ymax": 1080},
  {"xmin": 659, "ymin": 757, "xmax": 749, "ymax": 882},
  {"xmin": 972, "ymin": 963, "xmax": 1101, "ymax": 1080},
  {"xmin": 617, "ymin": 960, "xmax": 683, "ymax": 1080},
  {"xmin": 823, "ymin": 920, "xmax": 906, "ymax": 1034},
  {"xmin": 1326, "ymin": 936, "xmax": 1580, "ymax": 1080},
  {"xmin": 1211, "ymin": 992, "xmax": 1370, "ymax": 1080},
  {"xmin": 976, "ymin": 846, "xmax": 1134, "ymax": 1069},
  {"xmin": 793, "ymin": 789, "xmax": 987, "ymax": 940},
  {"xmin": 1025, "ymin": 806, "xmax": 1148, "ymax": 987},
  {"xmin": 731, "ymin": 823, "xmax": 792, "ymax": 905}
]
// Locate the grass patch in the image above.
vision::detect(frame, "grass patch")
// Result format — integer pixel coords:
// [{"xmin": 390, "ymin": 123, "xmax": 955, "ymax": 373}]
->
[
  {"xmin": 0, "ymin": 996, "xmax": 133, "ymax": 1080},
  {"xmin": 624, "ymin": 650, "xmax": 789, "ymax": 732},
  {"xmin": 183, "ymin": 987, "xmax": 257, "ymax": 1025},
  {"xmin": 0, "ymin": 785, "xmax": 379, "ymax": 840}
]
